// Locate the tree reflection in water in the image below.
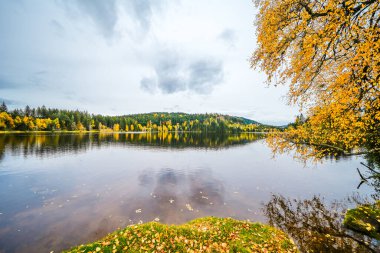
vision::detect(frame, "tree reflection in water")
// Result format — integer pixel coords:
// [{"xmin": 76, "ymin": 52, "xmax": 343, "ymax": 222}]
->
[
  {"xmin": 359, "ymin": 152, "xmax": 380, "ymax": 200},
  {"xmin": 0, "ymin": 132, "xmax": 264, "ymax": 161},
  {"xmin": 264, "ymin": 195, "xmax": 379, "ymax": 253}
]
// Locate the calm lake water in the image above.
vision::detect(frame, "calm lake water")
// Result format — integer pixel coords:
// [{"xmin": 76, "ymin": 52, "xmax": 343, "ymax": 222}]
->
[{"xmin": 0, "ymin": 133, "xmax": 375, "ymax": 252}]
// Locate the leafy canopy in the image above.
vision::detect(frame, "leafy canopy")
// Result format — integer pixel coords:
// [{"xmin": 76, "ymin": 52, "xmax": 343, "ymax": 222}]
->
[{"xmin": 252, "ymin": 0, "xmax": 380, "ymax": 158}]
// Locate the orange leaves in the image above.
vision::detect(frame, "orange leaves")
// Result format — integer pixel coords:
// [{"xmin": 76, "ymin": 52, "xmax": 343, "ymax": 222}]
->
[{"xmin": 253, "ymin": 0, "xmax": 380, "ymax": 158}]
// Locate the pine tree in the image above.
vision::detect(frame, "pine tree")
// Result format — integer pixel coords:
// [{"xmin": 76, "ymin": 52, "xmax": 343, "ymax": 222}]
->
[{"xmin": 0, "ymin": 101, "xmax": 7, "ymax": 112}]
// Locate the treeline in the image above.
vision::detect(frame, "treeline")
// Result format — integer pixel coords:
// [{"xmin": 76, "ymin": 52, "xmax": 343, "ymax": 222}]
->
[{"xmin": 0, "ymin": 102, "xmax": 275, "ymax": 133}]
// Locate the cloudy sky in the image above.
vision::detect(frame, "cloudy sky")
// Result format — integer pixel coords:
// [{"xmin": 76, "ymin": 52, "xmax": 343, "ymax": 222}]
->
[{"xmin": 0, "ymin": 0, "xmax": 298, "ymax": 125}]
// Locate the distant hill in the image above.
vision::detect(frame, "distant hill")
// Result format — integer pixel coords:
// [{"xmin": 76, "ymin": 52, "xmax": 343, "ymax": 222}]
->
[{"xmin": 121, "ymin": 112, "xmax": 262, "ymax": 126}]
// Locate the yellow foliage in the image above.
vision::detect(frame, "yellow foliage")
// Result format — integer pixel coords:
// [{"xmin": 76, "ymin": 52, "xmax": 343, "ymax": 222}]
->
[
  {"xmin": 0, "ymin": 112, "xmax": 14, "ymax": 129},
  {"xmin": 252, "ymin": 0, "xmax": 380, "ymax": 158},
  {"xmin": 76, "ymin": 122, "xmax": 85, "ymax": 131},
  {"xmin": 35, "ymin": 118, "xmax": 47, "ymax": 130},
  {"xmin": 53, "ymin": 118, "xmax": 60, "ymax": 130},
  {"xmin": 23, "ymin": 116, "xmax": 35, "ymax": 130},
  {"xmin": 113, "ymin": 123, "xmax": 120, "ymax": 132},
  {"xmin": 14, "ymin": 116, "xmax": 22, "ymax": 126}
]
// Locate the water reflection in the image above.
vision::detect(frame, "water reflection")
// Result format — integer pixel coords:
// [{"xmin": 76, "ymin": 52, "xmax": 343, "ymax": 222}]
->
[
  {"xmin": 0, "ymin": 132, "xmax": 263, "ymax": 161},
  {"xmin": 357, "ymin": 162, "xmax": 380, "ymax": 200},
  {"xmin": 0, "ymin": 133, "xmax": 375, "ymax": 252},
  {"xmin": 360, "ymin": 152, "xmax": 380, "ymax": 199},
  {"xmin": 133, "ymin": 168, "xmax": 227, "ymax": 224},
  {"xmin": 0, "ymin": 167, "xmax": 248, "ymax": 253},
  {"xmin": 264, "ymin": 195, "xmax": 379, "ymax": 253}
]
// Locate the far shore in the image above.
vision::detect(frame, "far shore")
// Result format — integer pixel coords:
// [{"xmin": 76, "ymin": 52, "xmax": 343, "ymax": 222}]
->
[{"xmin": 0, "ymin": 130, "xmax": 270, "ymax": 134}]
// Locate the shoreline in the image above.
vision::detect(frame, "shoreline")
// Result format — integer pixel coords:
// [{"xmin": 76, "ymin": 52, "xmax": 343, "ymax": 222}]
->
[{"xmin": 0, "ymin": 130, "xmax": 270, "ymax": 134}]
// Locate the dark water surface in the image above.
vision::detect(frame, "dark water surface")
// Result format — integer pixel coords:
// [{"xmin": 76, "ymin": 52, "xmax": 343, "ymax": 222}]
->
[{"xmin": 0, "ymin": 133, "xmax": 374, "ymax": 252}]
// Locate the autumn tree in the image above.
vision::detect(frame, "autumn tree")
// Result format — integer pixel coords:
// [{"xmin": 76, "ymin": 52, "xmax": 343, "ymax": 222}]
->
[
  {"xmin": 0, "ymin": 112, "xmax": 14, "ymax": 130},
  {"xmin": 53, "ymin": 118, "xmax": 60, "ymax": 130},
  {"xmin": 35, "ymin": 118, "xmax": 47, "ymax": 130},
  {"xmin": 113, "ymin": 123, "xmax": 120, "ymax": 132},
  {"xmin": 90, "ymin": 119, "xmax": 95, "ymax": 130},
  {"xmin": 252, "ymin": 0, "xmax": 380, "ymax": 159},
  {"xmin": 14, "ymin": 116, "xmax": 22, "ymax": 129}
]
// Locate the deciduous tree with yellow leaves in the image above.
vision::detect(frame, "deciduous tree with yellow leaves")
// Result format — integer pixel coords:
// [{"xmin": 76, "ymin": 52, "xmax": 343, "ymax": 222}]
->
[{"xmin": 252, "ymin": 0, "xmax": 380, "ymax": 159}]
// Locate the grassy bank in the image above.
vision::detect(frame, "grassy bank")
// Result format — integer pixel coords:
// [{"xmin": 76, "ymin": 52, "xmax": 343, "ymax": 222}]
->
[
  {"xmin": 64, "ymin": 217, "xmax": 297, "ymax": 253},
  {"xmin": 343, "ymin": 200, "xmax": 380, "ymax": 240}
]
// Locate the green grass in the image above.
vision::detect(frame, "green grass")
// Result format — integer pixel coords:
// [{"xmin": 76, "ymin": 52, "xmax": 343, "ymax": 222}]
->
[
  {"xmin": 343, "ymin": 200, "xmax": 380, "ymax": 240},
  {"xmin": 64, "ymin": 217, "xmax": 298, "ymax": 253}
]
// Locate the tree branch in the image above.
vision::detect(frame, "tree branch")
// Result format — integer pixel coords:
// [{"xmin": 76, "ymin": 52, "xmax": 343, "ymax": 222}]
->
[
  {"xmin": 280, "ymin": 136, "xmax": 380, "ymax": 156},
  {"xmin": 299, "ymin": 1, "xmax": 329, "ymax": 18}
]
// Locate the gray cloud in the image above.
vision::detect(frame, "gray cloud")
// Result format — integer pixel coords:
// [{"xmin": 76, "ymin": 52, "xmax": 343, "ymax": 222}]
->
[
  {"xmin": 126, "ymin": 0, "xmax": 164, "ymax": 32},
  {"xmin": 61, "ymin": 0, "xmax": 117, "ymax": 38},
  {"xmin": 140, "ymin": 51, "xmax": 223, "ymax": 95},
  {"xmin": 61, "ymin": 0, "xmax": 165, "ymax": 39},
  {"xmin": 218, "ymin": 28, "xmax": 237, "ymax": 47},
  {"xmin": 188, "ymin": 60, "xmax": 223, "ymax": 94},
  {"xmin": 155, "ymin": 54, "xmax": 187, "ymax": 94},
  {"xmin": 140, "ymin": 77, "xmax": 157, "ymax": 94}
]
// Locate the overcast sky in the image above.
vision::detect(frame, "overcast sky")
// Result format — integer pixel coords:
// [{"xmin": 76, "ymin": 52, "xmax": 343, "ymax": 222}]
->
[{"xmin": 0, "ymin": 0, "xmax": 298, "ymax": 125}]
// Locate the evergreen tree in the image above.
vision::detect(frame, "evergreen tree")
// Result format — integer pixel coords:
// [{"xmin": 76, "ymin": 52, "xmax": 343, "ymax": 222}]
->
[
  {"xmin": 0, "ymin": 101, "xmax": 7, "ymax": 112},
  {"xmin": 25, "ymin": 105, "xmax": 31, "ymax": 116}
]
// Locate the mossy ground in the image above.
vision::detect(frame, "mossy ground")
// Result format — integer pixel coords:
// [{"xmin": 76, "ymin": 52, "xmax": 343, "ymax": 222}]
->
[
  {"xmin": 343, "ymin": 200, "xmax": 380, "ymax": 240},
  {"xmin": 64, "ymin": 217, "xmax": 298, "ymax": 253}
]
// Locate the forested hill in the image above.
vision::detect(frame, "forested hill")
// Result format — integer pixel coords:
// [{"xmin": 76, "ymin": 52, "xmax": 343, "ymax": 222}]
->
[
  {"xmin": 124, "ymin": 112, "xmax": 260, "ymax": 125},
  {"xmin": 0, "ymin": 103, "xmax": 276, "ymax": 133}
]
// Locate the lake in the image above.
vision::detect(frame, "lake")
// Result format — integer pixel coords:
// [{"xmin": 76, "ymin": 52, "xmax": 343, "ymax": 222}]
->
[{"xmin": 0, "ymin": 133, "xmax": 375, "ymax": 252}]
